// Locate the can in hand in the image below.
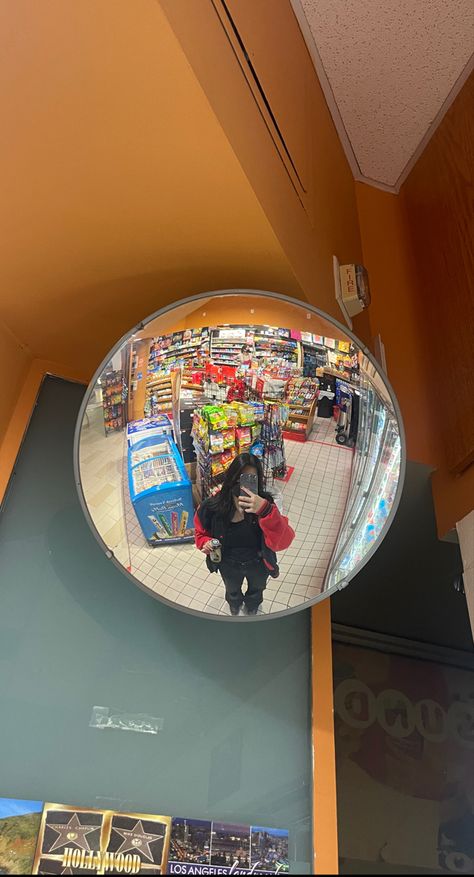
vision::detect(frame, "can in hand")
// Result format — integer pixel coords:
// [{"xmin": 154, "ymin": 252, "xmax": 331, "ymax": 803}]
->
[{"xmin": 209, "ymin": 539, "xmax": 222, "ymax": 563}]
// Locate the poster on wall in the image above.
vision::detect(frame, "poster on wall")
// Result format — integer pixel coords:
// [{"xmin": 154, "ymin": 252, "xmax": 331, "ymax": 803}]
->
[
  {"xmin": 333, "ymin": 642, "xmax": 474, "ymax": 875},
  {"xmin": 0, "ymin": 798, "xmax": 289, "ymax": 875}
]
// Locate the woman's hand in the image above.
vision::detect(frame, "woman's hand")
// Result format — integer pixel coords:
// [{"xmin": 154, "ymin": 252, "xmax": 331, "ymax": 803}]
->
[
  {"xmin": 239, "ymin": 487, "xmax": 267, "ymax": 515},
  {"xmin": 201, "ymin": 540, "xmax": 215, "ymax": 554}
]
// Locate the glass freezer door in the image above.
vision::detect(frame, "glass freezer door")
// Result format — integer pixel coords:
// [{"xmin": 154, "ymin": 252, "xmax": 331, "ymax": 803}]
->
[
  {"xmin": 326, "ymin": 375, "xmax": 401, "ymax": 589},
  {"xmin": 327, "ymin": 384, "xmax": 384, "ymax": 574}
]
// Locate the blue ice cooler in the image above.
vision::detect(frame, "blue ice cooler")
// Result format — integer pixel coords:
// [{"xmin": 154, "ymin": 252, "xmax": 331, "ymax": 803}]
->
[
  {"xmin": 127, "ymin": 415, "xmax": 173, "ymax": 446},
  {"xmin": 128, "ymin": 435, "xmax": 195, "ymax": 545}
]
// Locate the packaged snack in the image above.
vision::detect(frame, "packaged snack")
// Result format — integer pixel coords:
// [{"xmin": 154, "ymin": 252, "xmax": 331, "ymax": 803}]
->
[
  {"xmin": 191, "ymin": 412, "xmax": 209, "ymax": 446},
  {"xmin": 236, "ymin": 426, "xmax": 252, "ymax": 449},
  {"xmin": 223, "ymin": 404, "xmax": 238, "ymax": 426},
  {"xmin": 211, "ymin": 455, "xmax": 225, "ymax": 476},
  {"xmin": 251, "ymin": 423, "xmax": 261, "ymax": 441},
  {"xmin": 207, "ymin": 406, "xmax": 227, "ymax": 430},
  {"xmin": 221, "ymin": 448, "xmax": 236, "ymax": 469},
  {"xmin": 209, "ymin": 431, "xmax": 224, "ymax": 453},
  {"xmin": 212, "ymin": 406, "xmax": 227, "ymax": 429},
  {"xmin": 242, "ymin": 405, "xmax": 255, "ymax": 425},
  {"xmin": 250, "ymin": 439, "xmax": 264, "ymax": 458},
  {"xmin": 248, "ymin": 400, "xmax": 265, "ymax": 421},
  {"xmin": 232, "ymin": 402, "xmax": 254, "ymax": 425},
  {"xmin": 222, "ymin": 428, "xmax": 235, "ymax": 449}
]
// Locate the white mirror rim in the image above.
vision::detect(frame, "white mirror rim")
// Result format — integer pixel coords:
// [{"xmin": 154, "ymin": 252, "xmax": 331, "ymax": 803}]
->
[{"xmin": 74, "ymin": 289, "xmax": 406, "ymax": 621}]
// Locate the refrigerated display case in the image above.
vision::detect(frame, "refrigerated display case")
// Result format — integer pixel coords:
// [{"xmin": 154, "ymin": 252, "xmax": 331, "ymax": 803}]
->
[
  {"xmin": 325, "ymin": 374, "xmax": 401, "ymax": 588},
  {"xmin": 128, "ymin": 435, "xmax": 194, "ymax": 545}
]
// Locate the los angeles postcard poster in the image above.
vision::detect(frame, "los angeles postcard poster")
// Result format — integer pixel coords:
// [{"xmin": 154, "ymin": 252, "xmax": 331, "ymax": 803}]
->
[{"xmin": 0, "ymin": 798, "xmax": 289, "ymax": 875}]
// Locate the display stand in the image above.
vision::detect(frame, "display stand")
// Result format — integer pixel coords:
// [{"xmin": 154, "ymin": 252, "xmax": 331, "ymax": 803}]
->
[
  {"xmin": 302, "ymin": 342, "xmax": 327, "ymax": 376},
  {"xmin": 145, "ymin": 374, "xmax": 173, "ymax": 415},
  {"xmin": 192, "ymin": 400, "xmax": 262, "ymax": 501},
  {"xmin": 283, "ymin": 399, "xmax": 318, "ymax": 442},
  {"xmin": 102, "ymin": 370, "xmax": 125, "ymax": 435},
  {"xmin": 243, "ymin": 382, "xmax": 287, "ymax": 487},
  {"xmin": 283, "ymin": 377, "xmax": 319, "ymax": 442},
  {"xmin": 210, "ymin": 327, "xmax": 248, "ymax": 365},
  {"xmin": 128, "ymin": 339, "xmax": 151, "ymax": 422},
  {"xmin": 254, "ymin": 330, "xmax": 300, "ymax": 366},
  {"xmin": 261, "ymin": 401, "xmax": 287, "ymax": 486},
  {"xmin": 148, "ymin": 328, "xmax": 210, "ymax": 371},
  {"xmin": 210, "ymin": 324, "xmax": 302, "ymax": 369}
]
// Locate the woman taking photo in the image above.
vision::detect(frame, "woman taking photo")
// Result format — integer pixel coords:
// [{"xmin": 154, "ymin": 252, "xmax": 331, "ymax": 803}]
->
[{"xmin": 194, "ymin": 453, "xmax": 295, "ymax": 615}]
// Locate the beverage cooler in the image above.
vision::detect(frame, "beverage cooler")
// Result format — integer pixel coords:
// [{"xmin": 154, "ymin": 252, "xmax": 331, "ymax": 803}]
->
[
  {"xmin": 326, "ymin": 374, "xmax": 401, "ymax": 588},
  {"xmin": 128, "ymin": 435, "xmax": 195, "ymax": 545}
]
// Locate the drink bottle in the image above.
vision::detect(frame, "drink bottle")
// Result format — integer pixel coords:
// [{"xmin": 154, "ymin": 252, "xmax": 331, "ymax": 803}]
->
[{"xmin": 209, "ymin": 539, "xmax": 222, "ymax": 563}]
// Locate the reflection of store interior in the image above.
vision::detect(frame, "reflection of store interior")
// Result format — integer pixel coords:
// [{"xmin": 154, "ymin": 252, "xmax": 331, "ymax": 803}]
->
[{"xmin": 80, "ymin": 296, "xmax": 400, "ymax": 615}]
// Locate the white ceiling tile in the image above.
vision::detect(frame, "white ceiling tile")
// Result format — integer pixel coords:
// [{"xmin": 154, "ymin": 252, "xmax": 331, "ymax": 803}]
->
[{"xmin": 298, "ymin": 0, "xmax": 474, "ymax": 187}]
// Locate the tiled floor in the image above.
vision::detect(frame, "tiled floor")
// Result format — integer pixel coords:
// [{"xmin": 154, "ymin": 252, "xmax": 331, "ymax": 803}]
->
[
  {"xmin": 79, "ymin": 407, "xmax": 354, "ymax": 616},
  {"xmin": 78, "ymin": 404, "xmax": 130, "ymax": 569}
]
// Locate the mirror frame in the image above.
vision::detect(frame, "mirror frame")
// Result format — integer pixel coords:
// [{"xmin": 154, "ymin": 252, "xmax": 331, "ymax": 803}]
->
[{"xmin": 73, "ymin": 289, "xmax": 406, "ymax": 621}]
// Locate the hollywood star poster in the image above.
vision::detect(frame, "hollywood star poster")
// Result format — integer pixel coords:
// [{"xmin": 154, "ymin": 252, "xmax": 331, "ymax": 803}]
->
[
  {"xmin": 0, "ymin": 799, "xmax": 289, "ymax": 875},
  {"xmin": 333, "ymin": 642, "xmax": 474, "ymax": 874}
]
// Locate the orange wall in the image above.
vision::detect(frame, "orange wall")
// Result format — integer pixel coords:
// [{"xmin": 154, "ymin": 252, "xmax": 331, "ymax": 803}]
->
[
  {"xmin": 160, "ymin": 0, "xmax": 366, "ymax": 328},
  {"xmin": 354, "ymin": 184, "xmax": 438, "ymax": 465},
  {"xmin": 0, "ymin": 320, "xmax": 32, "ymax": 449},
  {"xmin": 0, "ymin": 358, "xmax": 89, "ymax": 505},
  {"xmin": 0, "ymin": 0, "xmax": 302, "ymax": 379},
  {"xmin": 355, "ymin": 74, "xmax": 474, "ymax": 535},
  {"xmin": 400, "ymin": 72, "xmax": 474, "ymax": 534},
  {"xmin": 312, "ymin": 600, "xmax": 339, "ymax": 874},
  {"xmin": 183, "ymin": 296, "xmax": 351, "ymax": 340},
  {"xmin": 401, "ymin": 72, "xmax": 474, "ymax": 477},
  {"xmin": 431, "ymin": 464, "xmax": 474, "ymax": 539},
  {"xmin": 141, "ymin": 294, "xmax": 352, "ymax": 343}
]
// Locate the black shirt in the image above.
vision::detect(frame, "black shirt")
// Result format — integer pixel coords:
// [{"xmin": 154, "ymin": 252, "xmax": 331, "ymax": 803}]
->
[{"xmin": 223, "ymin": 515, "xmax": 261, "ymax": 564}]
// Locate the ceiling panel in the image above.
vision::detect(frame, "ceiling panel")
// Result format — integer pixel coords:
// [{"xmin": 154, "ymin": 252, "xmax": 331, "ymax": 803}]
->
[{"xmin": 293, "ymin": 0, "xmax": 474, "ymax": 189}]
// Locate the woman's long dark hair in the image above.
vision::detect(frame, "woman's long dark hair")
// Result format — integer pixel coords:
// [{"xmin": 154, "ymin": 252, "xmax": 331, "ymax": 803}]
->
[{"xmin": 207, "ymin": 453, "xmax": 273, "ymax": 525}]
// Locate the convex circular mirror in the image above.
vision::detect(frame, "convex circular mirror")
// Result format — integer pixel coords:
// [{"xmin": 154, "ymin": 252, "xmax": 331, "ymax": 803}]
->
[{"xmin": 75, "ymin": 290, "xmax": 405, "ymax": 620}]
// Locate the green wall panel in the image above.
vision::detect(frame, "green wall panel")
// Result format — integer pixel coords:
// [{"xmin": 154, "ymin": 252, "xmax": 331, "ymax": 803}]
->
[{"xmin": 0, "ymin": 377, "xmax": 312, "ymax": 871}]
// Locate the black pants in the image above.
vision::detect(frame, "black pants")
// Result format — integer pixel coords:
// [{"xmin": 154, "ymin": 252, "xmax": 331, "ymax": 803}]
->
[{"xmin": 219, "ymin": 560, "xmax": 269, "ymax": 611}]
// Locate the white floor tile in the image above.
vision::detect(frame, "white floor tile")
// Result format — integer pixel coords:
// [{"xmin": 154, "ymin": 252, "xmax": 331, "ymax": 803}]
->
[
  {"xmin": 287, "ymin": 594, "xmax": 305, "ymax": 608},
  {"xmin": 79, "ymin": 402, "xmax": 354, "ymax": 617}
]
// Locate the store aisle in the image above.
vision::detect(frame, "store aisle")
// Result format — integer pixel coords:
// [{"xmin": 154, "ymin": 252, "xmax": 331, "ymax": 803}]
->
[{"xmin": 124, "ymin": 415, "xmax": 353, "ymax": 615}]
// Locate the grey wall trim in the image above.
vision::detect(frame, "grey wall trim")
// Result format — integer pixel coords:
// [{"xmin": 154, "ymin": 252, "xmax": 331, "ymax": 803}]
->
[{"xmin": 332, "ymin": 623, "xmax": 474, "ymax": 671}]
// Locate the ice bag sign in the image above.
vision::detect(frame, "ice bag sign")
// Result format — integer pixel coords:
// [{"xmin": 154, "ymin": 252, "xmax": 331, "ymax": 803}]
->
[{"xmin": 0, "ymin": 798, "xmax": 289, "ymax": 875}]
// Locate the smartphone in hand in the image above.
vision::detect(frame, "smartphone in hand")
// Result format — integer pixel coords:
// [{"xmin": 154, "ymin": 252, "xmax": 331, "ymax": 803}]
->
[{"xmin": 240, "ymin": 472, "xmax": 258, "ymax": 496}]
